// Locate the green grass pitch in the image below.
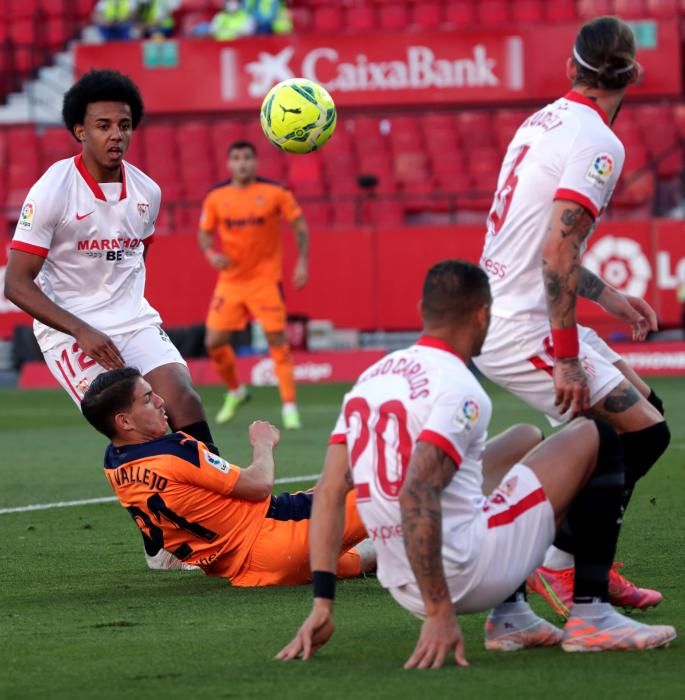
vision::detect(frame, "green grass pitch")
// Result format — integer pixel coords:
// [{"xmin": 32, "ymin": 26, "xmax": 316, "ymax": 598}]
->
[{"xmin": 1, "ymin": 379, "xmax": 684, "ymax": 699}]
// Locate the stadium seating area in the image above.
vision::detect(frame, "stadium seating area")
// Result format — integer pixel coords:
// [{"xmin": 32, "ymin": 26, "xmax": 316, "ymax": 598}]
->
[{"xmin": 1, "ymin": 102, "xmax": 681, "ymax": 230}]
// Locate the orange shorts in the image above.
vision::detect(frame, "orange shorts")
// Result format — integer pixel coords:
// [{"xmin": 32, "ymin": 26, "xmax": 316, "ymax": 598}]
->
[
  {"xmin": 229, "ymin": 492, "xmax": 367, "ymax": 587},
  {"xmin": 206, "ymin": 277, "xmax": 286, "ymax": 333}
]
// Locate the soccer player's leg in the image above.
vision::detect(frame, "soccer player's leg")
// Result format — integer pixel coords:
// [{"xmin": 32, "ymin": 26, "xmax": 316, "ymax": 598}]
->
[
  {"xmin": 248, "ymin": 280, "xmax": 300, "ymax": 429},
  {"xmin": 205, "ymin": 280, "xmax": 251, "ymax": 423},
  {"xmin": 521, "ymin": 420, "xmax": 676, "ymax": 651}
]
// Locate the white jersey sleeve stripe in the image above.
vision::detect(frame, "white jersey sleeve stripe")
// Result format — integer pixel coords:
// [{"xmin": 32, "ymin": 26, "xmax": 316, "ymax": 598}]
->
[
  {"xmin": 10, "ymin": 240, "xmax": 49, "ymax": 258},
  {"xmin": 417, "ymin": 428, "xmax": 463, "ymax": 468},
  {"xmin": 554, "ymin": 187, "xmax": 599, "ymax": 219}
]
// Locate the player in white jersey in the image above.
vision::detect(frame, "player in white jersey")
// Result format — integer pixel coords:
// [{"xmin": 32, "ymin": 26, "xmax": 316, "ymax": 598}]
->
[
  {"xmin": 474, "ymin": 17, "xmax": 670, "ymax": 616},
  {"xmin": 277, "ymin": 261, "xmax": 675, "ymax": 666},
  {"xmin": 4, "ymin": 70, "xmax": 218, "ymax": 570}
]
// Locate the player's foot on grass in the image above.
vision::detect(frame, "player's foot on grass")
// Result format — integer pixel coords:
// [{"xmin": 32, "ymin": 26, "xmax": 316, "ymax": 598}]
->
[
  {"xmin": 484, "ymin": 602, "xmax": 563, "ymax": 651},
  {"xmin": 216, "ymin": 387, "xmax": 250, "ymax": 424},
  {"xmin": 527, "ymin": 566, "xmax": 574, "ymax": 620},
  {"xmin": 609, "ymin": 562, "xmax": 663, "ymax": 611},
  {"xmin": 282, "ymin": 403, "xmax": 301, "ymax": 430},
  {"xmin": 561, "ymin": 602, "xmax": 676, "ymax": 652},
  {"xmin": 145, "ymin": 548, "xmax": 199, "ymax": 572}
]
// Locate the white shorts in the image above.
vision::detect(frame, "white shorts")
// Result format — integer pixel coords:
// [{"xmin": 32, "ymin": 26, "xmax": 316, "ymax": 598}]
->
[
  {"xmin": 43, "ymin": 325, "xmax": 187, "ymax": 407},
  {"xmin": 473, "ymin": 316, "xmax": 624, "ymax": 426},
  {"xmin": 390, "ymin": 464, "xmax": 555, "ymax": 617}
]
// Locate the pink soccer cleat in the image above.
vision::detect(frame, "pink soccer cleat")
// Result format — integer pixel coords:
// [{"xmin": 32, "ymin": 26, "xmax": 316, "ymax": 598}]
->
[
  {"xmin": 609, "ymin": 562, "xmax": 663, "ymax": 611},
  {"xmin": 527, "ymin": 566, "xmax": 574, "ymax": 620}
]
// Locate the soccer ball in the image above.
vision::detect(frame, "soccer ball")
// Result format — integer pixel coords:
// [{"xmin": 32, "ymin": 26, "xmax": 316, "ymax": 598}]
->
[{"xmin": 260, "ymin": 78, "xmax": 337, "ymax": 154}]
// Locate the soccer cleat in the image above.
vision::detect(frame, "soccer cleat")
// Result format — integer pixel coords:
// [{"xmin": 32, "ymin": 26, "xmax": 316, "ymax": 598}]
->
[
  {"xmin": 282, "ymin": 404, "xmax": 302, "ymax": 430},
  {"xmin": 561, "ymin": 602, "xmax": 676, "ymax": 652},
  {"xmin": 527, "ymin": 566, "xmax": 574, "ymax": 620},
  {"xmin": 484, "ymin": 603, "xmax": 563, "ymax": 651},
  {"xmin": 145, "ymin": 548, "xmax": 199, "ymax": 572},
  {"xmin": 215, "ymin": 387, "xmax": 250, "ymax": 424},
  {"xmin": 609, "ymin": 562, "xmax": 663, "ymax": 611}
]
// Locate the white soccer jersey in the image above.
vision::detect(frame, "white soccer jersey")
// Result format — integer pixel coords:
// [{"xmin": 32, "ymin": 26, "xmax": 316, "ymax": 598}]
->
[
  {"xmin": 481, "ymin": 91, "xmax": 625, "ymax": 320},
  {"xmin": 329, "ymin": 336, "xmax": 492, "ymax": 589},
  {"xmin": 11, "ymin": 156, "xmax": 162, "ymax": 352}
]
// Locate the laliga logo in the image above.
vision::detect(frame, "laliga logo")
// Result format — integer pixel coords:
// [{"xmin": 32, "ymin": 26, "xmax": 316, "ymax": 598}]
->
[{"xmin": 582, "ymin": 235, "xmax": 652, "ymax": 297}]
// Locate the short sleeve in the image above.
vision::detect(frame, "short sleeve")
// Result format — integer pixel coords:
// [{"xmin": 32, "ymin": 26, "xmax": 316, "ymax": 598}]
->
[
  {"xmin": 10, "ymin": 183, "xmax": 61, "ymax": 258},
  {"xmin": 143, "ymin": 182, "xmax": 161, "ymax": 240},
  {"xmin": 199, "ymin": 191, "xmax": 218, "ymax": 231},
  {"xmin": 554, "ymin": 132, "xmax": 624, "ymax": 219},
  {"xmin": 176, "ymin": 440, "xmax": 242, "ymax": 496},
  {"xmin": 279, "ymin": 187, "xmax": 303, "ymax": 223},
  {"xmin": 417, "ymin": 389, "xmax": 486, "ymax": 469},
  {"xmin": 328, "ymin": 410, "xmax": 347, "ymax": 446}
]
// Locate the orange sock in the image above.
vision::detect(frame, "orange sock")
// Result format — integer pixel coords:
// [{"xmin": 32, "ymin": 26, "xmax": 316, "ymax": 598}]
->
[
  {"xmin": 269, "ymin": 343, "xmax": 296, "ymax": 403},
  {"xmin": 208, "ymin": 345, "xmax": 239, "ymax": 391}
]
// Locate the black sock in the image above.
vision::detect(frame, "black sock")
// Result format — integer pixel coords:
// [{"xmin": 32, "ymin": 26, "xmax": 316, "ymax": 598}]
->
[
  {"xmin": 503, "ymin": 582, "xmax": 527, "ymax": 604},
  {"xmin": 571, "ymin": 420, "xmax": 625, "ymax": 603},
  {"xmin": 552, "ymin": 518, "xmax": 575, "ymax": 557},
  {"xmin": 142, "ymin": 533, "xmax": 161, "ymax": 557},
  {"xmin": 178, "ymin": 420, "xmax": 219, "ymax": 455}
]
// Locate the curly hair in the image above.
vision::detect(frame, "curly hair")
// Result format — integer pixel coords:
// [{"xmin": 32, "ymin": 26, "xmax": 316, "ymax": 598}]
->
[{"xmin": 62, "ymin": 69, "xmax": 144, "ymax": 138}]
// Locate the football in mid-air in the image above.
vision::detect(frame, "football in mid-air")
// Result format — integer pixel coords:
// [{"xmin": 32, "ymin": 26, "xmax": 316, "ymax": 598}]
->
[{"xmin": 260, "ymin": 78, "xmax": 336, "ymax": 154}]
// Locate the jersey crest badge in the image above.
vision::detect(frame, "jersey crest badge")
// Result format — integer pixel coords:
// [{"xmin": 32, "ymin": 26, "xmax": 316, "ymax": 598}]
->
[
  {"xmin": 18, "ymin": 200, "xmax": 36, "ymax": 230},
  {"xmin": 585, "ymin": 152, "xmax": 614, "ymax": 189},
  {"xmin": 137, "ymin": 202, "xmax": 150, "ymax": 223},
  {"xmin": 203, "ymin": 449, "xmax": 230, "ymax": 474}
]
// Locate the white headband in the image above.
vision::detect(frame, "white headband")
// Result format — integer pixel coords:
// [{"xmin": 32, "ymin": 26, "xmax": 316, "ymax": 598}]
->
[{"xmin": 573, "ymin": 46, "xmax": 635, "ymax": 75}]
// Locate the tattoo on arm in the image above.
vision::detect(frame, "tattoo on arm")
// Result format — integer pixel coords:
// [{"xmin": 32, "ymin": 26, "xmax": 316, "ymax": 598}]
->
[
  {"xmin": 400, "ymin": 443, "xmax": 457, "ymax": 607},
  {"xmin": 579, "ymin": 267, "xmax": 607, "ymax": 302},
  {"xmin": 542, "ymin": 205, "xmax": 595, "ymax": 328}
]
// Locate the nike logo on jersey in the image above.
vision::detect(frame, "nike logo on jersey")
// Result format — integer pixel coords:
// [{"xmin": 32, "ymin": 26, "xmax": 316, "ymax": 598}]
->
[{"xmin": 76, "ymin": 211, "xmax": 95, "ymax": 221}]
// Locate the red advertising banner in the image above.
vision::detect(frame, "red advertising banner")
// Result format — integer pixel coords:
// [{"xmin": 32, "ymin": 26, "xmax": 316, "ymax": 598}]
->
[{"xmin": 74, "ymin": 21, "xmax": 681, "ymax": 114}]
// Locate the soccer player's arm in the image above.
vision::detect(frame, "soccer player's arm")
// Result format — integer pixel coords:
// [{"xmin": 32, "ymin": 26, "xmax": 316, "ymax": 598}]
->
[
  {"xmin": 542, "ymin": 135, "xmax": 623, "ymax": 416},
  {"xmin": 179, "ymin": 422, "xmax": 279, "ymax": 501},
  {"xmin": 4, "ymin": 187, "xmax": 124, "ymax": 369},
  {"xmin": 277, "ymin": 411, "xmax": 351, "ymax": 661},
  {"xmin": 197, "ymin": 192, "xmax": 227, "ymax": 269},
  {"xmin": 281, "ymin": 187, "xmax": 308, "ymax": 289},
  {"xmin": 399, "ymin": 388, "xmax": 472, "ymax": 670}
]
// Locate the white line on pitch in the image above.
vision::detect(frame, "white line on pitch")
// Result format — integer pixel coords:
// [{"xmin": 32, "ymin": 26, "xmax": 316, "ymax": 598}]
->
[{"xmin": 0, "ymin": 473, "xmax": 321, "ymax": 516}]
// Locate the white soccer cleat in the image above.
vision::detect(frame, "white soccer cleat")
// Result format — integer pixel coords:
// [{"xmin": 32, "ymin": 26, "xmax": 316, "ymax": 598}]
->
[
  {"xmin": 562, "ymin": 602, "xmax": 677, "ymax": 652},
  {"xmin": 145, "ymin": 548, "xmax": 199, "ymax": 572},
  {"xmin": 484, "ymin": 602, "xmax": 563, "ymax": 651}
]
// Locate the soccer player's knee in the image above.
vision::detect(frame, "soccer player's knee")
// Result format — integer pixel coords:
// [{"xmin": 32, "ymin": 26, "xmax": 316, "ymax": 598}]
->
[{"xmin": 619, "ymin": 421, "xmax": 670, "ymax": 483}]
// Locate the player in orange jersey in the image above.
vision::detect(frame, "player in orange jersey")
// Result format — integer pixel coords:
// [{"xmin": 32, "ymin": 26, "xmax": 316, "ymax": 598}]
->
[
  {"xmin": 198, "ymin": 141, "xmax": 310, "ymax": 429},
  {"xmin": 82, "ymin": 367, "xmax": 372, "ymax": 585}
]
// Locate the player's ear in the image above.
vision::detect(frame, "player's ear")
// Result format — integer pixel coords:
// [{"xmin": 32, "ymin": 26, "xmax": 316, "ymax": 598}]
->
[
  {"xmin": 73, "ymin": 123, "xmax": 86, "ymax": 142},
  {"xmin": 566, "ymin": 57, "xmax": 576, "ymax": 82},
  {"xmin": 114, "ymin": 411, "xmax": 133, "ymax": 435}
]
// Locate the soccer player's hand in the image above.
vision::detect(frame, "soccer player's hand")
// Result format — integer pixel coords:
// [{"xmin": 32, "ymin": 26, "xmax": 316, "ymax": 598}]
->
[
  {"xmin": 275, "ymin": 600, "xmax": 335, "ymax": 661},
  {"xmin": 553, "ymin": 357, "xmax": 590, "ymax": 418},
  {"xmin": 404, "ymin": 611, "xmax": 469, "ymax": 670},
  {"xmin": 207, "ymin": 250, "xmax": 230, "ymax": 270},
  {"xmin": 75, "ymin": 325, "xmax": 125, "ymax": 370},
  {"xmin": 249, "ymin": 420, "xmax": 280, "ymax": 448},
  {"xmin": 292, "ymin": 256, "xmax": 308, "ymax": 289},
  {"xmin": 600, "ymin": 291, "xmax": 658, "ymax": 341}
]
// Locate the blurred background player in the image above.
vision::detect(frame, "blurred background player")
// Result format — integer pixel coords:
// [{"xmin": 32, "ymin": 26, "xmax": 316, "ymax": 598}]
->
[
  {"xmin": 475, "ymin": 17, "xmax": 669, "ymax": 616},
  {"xmin": 198, "ymin": 140, "xmax": 310, "ymax": 429},
  {"xmin": 278, "ymin": 260, "xmax": 676, "ymax": 666},
  {"xmin": 3, "ymin": 69, "xmax": 218, "ymax": 570},
  {"xmin": 81, "ymin": 367, "xmax": 373, "ymax": 586}
]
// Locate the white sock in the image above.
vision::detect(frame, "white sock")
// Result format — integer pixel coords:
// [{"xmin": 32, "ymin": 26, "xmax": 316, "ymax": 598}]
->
[
  {"xmin": 282, "ymin": 401, "xmax": 298, "ymax": 413},
  {"xmin": 229, "ymin": 385, "xmax": 247, "ymax": 398},
  {"xmin": 543, "ymin": 545, "xmax": 575, "ymax": 570}
]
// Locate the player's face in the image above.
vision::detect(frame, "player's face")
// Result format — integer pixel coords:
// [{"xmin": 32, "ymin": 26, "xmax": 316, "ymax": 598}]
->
[
  {"xmin": 121, "ymin": 378, "xmax": 169, "ymax": 439},
  {"xmin": 75, "ymin": 101, "xmax": 133, "ymax": 172},
  {"xmin": 228, "ymin": 148, "xmax": 257, "ymax": 183}
]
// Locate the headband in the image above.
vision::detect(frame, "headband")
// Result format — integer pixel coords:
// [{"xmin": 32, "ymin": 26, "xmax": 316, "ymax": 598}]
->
[{"xmin": 573, "ymin": 46, "xmax": 635, "ymax": 75}]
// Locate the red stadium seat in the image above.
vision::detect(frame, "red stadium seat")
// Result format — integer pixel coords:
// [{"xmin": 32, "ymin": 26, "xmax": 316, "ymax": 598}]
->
[
  {"xmin": 330, "ymin": 199, "xmax": 360, "ymax": 228},
  {"xmin": 290, "ymin": 6, "xmax": 313, "ymax": 33},
  {"xmin": 8, "ymin": 0, "xmax": 37, "ymax": 20},
  {"xmin": 312, "ymin": 5, "xmax": 343, "ymax": 33},
  {"xmin": 511, "ymin": 0, "xmax": 544, "ymax": 23},
  {"xmin": 671, "ymin": 104, "xmax": 685, "ymax": 138},
  {"xmin": 644, "ymin": 0, "xmax": 679, "ymax": 16},
  {"xmin": 612, "ymin": 0, "xmax": 648, "ymax": 18},
  {"xmin": 300, "ymin": 201, "xmax": 332, "ymax": 227},
  {"xmin": 443, "ymin": 0, "xmax": 476, "ymax": 26},
  {"xmin": 10, "ymin": 19, "xmax": 34, "ymax": 43},
  {"xmin": 346, "ymin": 4, "xmax": 376, "ymax": 31},
  {"xmin": 544, "ymin": 0, "xmax": 576, "ymax": 20},
  {"xmin": 477, "ymin": 0, "xmax": 510, "ymax": 25},
  {"xmin": 410, "ymin": 2, "xmax": 443, "ymax": 29},
  {"xmin": 612, "ymin": 172, "xmax": 655, "ymax": 209},
  {"xmin": 577, "ymin": 0, "xmax": 612, "ymax": 18},
  {"xmin": 377, "ymin": 4, "xmax": 409, "ymax": 30}
]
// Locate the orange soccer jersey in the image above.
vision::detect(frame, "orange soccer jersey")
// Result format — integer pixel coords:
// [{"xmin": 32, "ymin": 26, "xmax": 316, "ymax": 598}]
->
[
  {"xmin": 104, "ymin": 432, "xmax": 268, "ymax": 579},
  {"xmin": 199, "ymin": 178, "xmax": 302, "ymax": 283}
]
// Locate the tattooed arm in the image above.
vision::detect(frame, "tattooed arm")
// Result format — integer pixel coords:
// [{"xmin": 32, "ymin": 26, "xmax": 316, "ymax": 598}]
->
[
  {"xmin": 276, "ymin": 443, "xmax": 354, "ymax": 662},
  {"xmin": 542, "ymin": 201, "xmax": 595, "ymax": 417},
  {"xmin": 579, "ymin": 266, "xmax": 657, "ymax": 341},
  {"xmin": 399, "ymin": 442, "xmax": 468, "ymax": 669}
]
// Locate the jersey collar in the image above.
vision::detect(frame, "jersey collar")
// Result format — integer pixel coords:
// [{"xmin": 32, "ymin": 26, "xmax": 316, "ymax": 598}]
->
[
  {"xmin": 415, "ymin": 335, "xmax": 466, "ymax": 363},
  {"xmin": 563, "ymin": 90, "xmax": 610, "ymax": 126},
  {"xmin": 74, "ymin": 154, "xmax": 128, "ymax": 201}
]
